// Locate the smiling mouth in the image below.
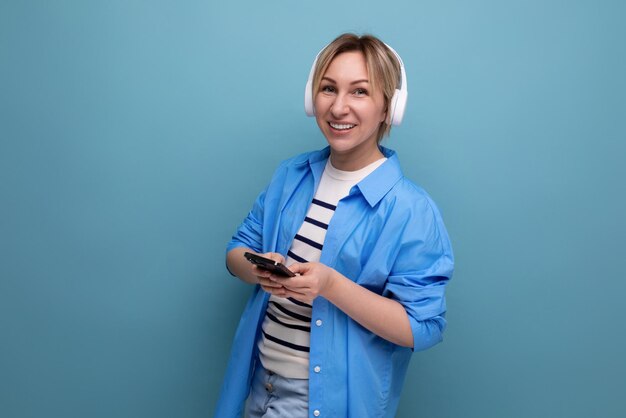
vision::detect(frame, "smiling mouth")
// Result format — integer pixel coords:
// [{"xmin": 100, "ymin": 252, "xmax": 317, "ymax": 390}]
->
[{"xmin": 329, "ymin": 122, "xmax": 355, "ymax": 131}]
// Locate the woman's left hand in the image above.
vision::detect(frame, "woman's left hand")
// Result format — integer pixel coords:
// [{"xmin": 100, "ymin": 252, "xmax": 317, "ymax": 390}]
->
[
  {"xmin": 266, "ymin": 262, "xmax": 338, "ymax": 305},
  {"xmin": 268, "ymin": 261, "xmax": 414, "ymax": 347}
]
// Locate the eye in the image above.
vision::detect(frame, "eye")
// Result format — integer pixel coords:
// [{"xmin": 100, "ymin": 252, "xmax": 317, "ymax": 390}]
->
[
  {"xmin": 320, "ymin": 85, "xmax": 336, "ymax": 94},
  {"xmin": 354, "ymin": 88, "xmax": 368, "ymax": 96}
]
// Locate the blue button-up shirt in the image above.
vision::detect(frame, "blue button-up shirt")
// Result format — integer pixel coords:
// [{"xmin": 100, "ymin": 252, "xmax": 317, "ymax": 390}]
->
[{"xmin": 215, "ymin": 147, "xmax": 453, "ymax": 418}]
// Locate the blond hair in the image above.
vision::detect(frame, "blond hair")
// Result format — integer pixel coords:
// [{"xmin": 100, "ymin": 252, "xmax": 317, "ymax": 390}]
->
[{"xmin": 311, "ymin": 33, "xmax": 402, "ymax": 143}]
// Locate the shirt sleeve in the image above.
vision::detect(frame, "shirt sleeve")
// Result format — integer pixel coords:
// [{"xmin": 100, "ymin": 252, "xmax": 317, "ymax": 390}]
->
[
  {"xmin": 383, "ymin": 196, "xmax": 454, "ymax": 352},
  {"xmin": 226, "ymin": 186, "xmax": 267, "ymax": 256}
]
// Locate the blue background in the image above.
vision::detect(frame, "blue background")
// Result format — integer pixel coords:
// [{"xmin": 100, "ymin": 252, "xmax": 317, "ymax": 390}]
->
[{"xmin": 1, "ymin": 1, "xmax": 625, "ymax": 417}]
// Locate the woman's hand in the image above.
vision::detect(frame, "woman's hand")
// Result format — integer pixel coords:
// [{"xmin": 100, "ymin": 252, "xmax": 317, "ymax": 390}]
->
[
  {"xmin": 267, "ymin": 261, "xmax": 414, "ymax": 347},
  {"xmin": 255, "ymin": 252, "xmax": 288, "ymax": 294},
  {"xmin": 231, "ymin": 251, "xmax": 410, "ymax": 345},
  {"xmin": 265, "ymin": 262, "xmax": 337, "ymax": 304}
]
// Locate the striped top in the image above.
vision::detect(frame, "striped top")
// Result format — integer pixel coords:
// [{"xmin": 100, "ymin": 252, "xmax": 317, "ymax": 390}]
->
[{"xmin": 258, "ymin": 157, "xmax": 386, "ymax": 378}]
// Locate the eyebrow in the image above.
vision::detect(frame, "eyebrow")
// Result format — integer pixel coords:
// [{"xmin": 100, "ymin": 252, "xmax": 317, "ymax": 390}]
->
[{"xmin": 322, "ymin": 76, "xmax": 370, "ymax": 85}]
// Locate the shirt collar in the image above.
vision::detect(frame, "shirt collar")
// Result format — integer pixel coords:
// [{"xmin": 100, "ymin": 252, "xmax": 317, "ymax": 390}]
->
[
  {"xmin": 305, "ymin": 146, "xmax": 404, "ymax": 208},
  {"xmin": 356, "ymin": 147, "xmax": 404, "ymax": 207}
]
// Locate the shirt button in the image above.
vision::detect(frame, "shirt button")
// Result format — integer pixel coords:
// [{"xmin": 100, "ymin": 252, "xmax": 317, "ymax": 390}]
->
[
  {"xmin": 265, "ymin": 383, "xmax": 273, "ymax": 392},
  {"xmin": 315, "ymin": 319, "xmax": 322, "ymax": 326},
  {"xmin": 313, "ymin": 410, "xmax": 320, "ymax": 417},
  {"xmin": 314, "ymin": 365, "xmax": 321, "ymax": 373}
]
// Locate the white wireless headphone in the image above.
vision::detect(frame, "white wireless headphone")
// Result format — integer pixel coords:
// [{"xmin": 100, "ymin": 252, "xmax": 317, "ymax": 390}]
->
[{"xmin": 304, "ymin": 42, "xmax": 408, "ymax": 126}]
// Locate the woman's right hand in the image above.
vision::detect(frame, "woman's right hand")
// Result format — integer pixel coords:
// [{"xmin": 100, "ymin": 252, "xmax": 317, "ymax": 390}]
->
[
  {"xmin": 226, "ymin": 248, "xmax": 286, "ymax": 286},
  {"xmin": 255, "ymin": 252, "xmax": 287, "ymax": 294}
]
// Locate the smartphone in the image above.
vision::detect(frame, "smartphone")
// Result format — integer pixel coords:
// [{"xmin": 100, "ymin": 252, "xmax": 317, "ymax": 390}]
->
[{"xmin": 244, "ymin": 252, "xmax": 295, "ymax": 277}]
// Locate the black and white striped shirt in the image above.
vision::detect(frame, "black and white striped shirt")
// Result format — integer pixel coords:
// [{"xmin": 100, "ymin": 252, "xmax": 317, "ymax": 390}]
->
[{"xmin": 258, "ymin": 157, "xmax": 386, "ymax": 378}]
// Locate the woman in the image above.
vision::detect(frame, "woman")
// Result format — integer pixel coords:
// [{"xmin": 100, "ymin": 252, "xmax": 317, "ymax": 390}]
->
[{"xmin": 215, "ymin": 33, "xmax": 453, "ymax": 418}]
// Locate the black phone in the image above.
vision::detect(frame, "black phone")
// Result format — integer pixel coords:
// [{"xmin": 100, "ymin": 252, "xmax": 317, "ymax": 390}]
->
[{"xmin": 244, "ymin": 252, "xmax": 295, "ymax": 277}]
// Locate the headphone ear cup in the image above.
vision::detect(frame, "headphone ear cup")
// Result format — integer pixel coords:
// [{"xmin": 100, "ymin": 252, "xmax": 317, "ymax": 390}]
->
[
  {"xmin": 388, "ymin": 90, "xmax": 399, "ymax": 125},
  {"xmin": 304, "ymin": 78, "xmax": 315, "ymax": 116},
  {"xmin": 389, "ymin": 88, "xmax": 407, "ymax": 126},
  {"xmin": 304, "ymin": 52, "xmax": 320, "ymax": 117}
]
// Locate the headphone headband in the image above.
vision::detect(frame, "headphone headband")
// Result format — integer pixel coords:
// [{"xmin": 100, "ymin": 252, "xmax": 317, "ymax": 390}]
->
[{"xmin": 304, "ymin": 41, "xmax": 408, "ymax": 126}]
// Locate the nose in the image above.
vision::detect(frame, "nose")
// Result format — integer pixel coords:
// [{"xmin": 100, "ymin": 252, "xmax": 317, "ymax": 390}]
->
[{"xmin": 330, "ymin": 94, "xmax": 349, "ymax": 118}]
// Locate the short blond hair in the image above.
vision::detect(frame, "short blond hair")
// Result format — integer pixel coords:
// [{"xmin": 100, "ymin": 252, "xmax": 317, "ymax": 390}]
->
[{"xmin": 312, "ymin": 33, "xmax": 402, "ymax": 143}]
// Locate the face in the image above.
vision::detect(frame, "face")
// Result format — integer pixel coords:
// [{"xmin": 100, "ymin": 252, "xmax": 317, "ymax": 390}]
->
[{"xmin": 314, "ymin": 51, "xmax": 387, "ymax": 170}]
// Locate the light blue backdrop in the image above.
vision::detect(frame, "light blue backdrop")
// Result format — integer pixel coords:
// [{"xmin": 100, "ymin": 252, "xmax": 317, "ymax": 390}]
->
[{"xmin": 1, "ymin": 1, "xmax": 624, "ymax": 417}]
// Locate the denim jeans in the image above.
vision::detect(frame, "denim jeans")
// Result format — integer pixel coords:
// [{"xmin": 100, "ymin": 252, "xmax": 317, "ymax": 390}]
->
[{"xmin": 245, "ymin": 363, "xmax": 309, "ymax": 418}]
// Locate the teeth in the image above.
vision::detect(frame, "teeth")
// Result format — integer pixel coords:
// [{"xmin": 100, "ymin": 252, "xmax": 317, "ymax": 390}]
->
[{"xmin": 330, "ymin": 123, "xmax": 355, "ymax": 130}]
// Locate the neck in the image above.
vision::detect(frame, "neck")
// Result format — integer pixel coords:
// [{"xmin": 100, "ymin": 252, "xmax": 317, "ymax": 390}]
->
[{"xmin": 330, "ymin": 146, "xmax": 384, "ymax": 172}]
